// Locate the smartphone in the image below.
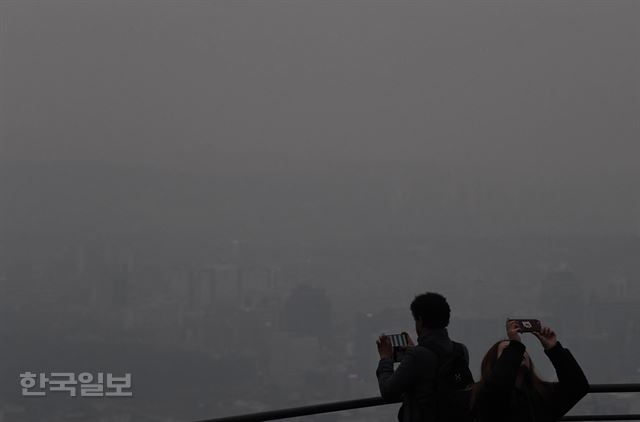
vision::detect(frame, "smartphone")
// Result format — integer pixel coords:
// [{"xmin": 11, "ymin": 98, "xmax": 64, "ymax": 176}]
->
[
  {"xmin": 388, "ymin": 332, "xmax": 410, "ymax": 362},
  {"xmin": 511, "ymin": 319, "xmax": 542, "ymax": 333}
]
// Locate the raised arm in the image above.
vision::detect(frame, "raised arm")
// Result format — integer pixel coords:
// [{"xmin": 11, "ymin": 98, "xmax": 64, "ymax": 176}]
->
[
  {"xmin": 376, "ymin": 348, "xmax": 423, "ymax": 400},
  {"xmin": 480, "ymin": 340, "xmax": 526, "ymax": 393},
  {"xmin": 535, "ymin": 327, "xmax": 589, "ymax": 418},
  {"xmin": 479, "ymin": 320, "xmax": 526, "ymax": 394}
]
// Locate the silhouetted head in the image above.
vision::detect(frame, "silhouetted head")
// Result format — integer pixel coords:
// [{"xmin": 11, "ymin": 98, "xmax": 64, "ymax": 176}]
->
[
  {"xmin": 410, "ymin": 292, "xmax": 450, "ymax": 336},
  {"xmin": 475, "ymin": 339, "xmax": 549, "ymax": 400}
]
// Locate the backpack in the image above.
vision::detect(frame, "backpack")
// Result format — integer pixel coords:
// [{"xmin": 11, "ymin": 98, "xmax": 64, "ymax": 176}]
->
[{"xmin": 422, "ymin": 341, "xmax": 475, "ymax": 422}]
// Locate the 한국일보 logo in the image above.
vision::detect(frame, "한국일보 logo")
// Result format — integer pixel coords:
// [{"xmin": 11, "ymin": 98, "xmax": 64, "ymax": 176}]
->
[{"xmin": 19, "ymin": 372, "xmax": 133, "ymax": 397}]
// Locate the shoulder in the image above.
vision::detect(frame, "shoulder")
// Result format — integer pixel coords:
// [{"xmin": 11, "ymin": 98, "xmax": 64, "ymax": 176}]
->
[
  {"xmin": 453, "ymin": 341, "xmax": 469, "ymax": 352},
  {"xmin": 452, "ymin": 341, "xmax": 471, "ymax": 363},
  {"xmin": 404, "ymin": 346, "xmax": 441, "ymax": 375},
  {"xmin": 406, "ymin": 345, "xmax": 440, "ymax": 363}
]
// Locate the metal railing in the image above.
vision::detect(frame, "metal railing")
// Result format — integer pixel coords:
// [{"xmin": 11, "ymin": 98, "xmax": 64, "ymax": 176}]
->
[{"xmin": 199, "ymin": 383, "xmax": 640, "ymax": 422}]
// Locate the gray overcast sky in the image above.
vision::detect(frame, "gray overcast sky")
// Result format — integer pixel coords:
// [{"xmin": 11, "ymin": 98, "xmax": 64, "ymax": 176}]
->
[
  {"xmin": 2, "ymin": 4, "xmax": 640, "ymax": 421},
  {"xmin": 1, "ymin": 1, "xmax": 639, "ymax": 239}
]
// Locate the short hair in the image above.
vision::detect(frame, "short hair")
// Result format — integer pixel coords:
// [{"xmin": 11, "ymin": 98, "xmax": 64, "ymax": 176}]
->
[{"xmin": 410, "ymin": 292, "xmax": 450, "ymax": 329}]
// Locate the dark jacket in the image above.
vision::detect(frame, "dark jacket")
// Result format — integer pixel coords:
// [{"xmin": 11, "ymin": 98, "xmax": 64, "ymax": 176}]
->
[
  {"xmin": 472, "ymin": 340, "xmax": 589, "ymax": 422},
  {"xmin": 376, "ymin": 328, "xmax": 470, "ymax": 422}
]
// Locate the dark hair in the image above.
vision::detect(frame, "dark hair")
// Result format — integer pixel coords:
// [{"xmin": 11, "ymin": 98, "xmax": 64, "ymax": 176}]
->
[
  {"xmin": 410, "ymin": 292, "xmax": 450, "ymax": 329},
  {"xmin": 471, "ymin": 340, "xmax": 551, "ymax": 408}
]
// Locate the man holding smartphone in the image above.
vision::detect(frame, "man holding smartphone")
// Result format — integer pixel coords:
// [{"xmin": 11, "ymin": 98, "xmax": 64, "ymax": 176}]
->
[{"xmin": 376, "ymin": 292, "xmax": 474, "ymax": 422}]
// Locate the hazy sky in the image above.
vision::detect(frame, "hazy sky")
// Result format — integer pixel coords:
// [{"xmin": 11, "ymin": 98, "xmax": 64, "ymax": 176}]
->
[
  {"xmin": 1, "ymin": 3, "xmax": 640, "ymax": 420},
  {"xmin": 1, "ymin": 1, "xmax": 639, "ymax": 239}
]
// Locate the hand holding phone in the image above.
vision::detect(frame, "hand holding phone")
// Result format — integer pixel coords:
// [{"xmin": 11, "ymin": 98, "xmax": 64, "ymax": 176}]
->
[
  {"xmin": 533, "ymin": 326, "xmax": 558, "ymax": 350},
  {"xmin": 510, "ymin": 319, "xmax": 542, "ymax": 333},
  {"xmin": 388, "ymin": 332, "xmax": 410, "ymax": 362},
  {"xmin": 376, "ymin": 335, "xmax": 393, "ymax": 360},
  {"xmin": 506, "ymin": 319, "xmax": 522, "ymax": 342}
]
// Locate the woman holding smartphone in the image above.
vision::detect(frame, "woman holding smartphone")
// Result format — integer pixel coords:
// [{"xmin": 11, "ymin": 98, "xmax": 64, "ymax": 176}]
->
[{"xmin": 471, "ymin": 320, "xmax": 589, "ymax": 422}]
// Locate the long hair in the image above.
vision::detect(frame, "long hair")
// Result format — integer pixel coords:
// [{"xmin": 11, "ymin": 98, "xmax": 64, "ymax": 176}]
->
[{"xmin": 472, "ymin": 340, "xmax": 551, "ymax": 408}]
